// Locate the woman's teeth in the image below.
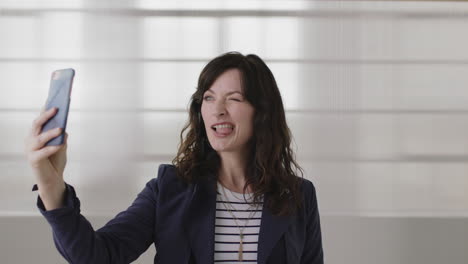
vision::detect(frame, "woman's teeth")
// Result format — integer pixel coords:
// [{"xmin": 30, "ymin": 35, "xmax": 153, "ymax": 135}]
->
[{"xmin": 213, "ymin": 124, "xmax": 234, "ymax": 130}]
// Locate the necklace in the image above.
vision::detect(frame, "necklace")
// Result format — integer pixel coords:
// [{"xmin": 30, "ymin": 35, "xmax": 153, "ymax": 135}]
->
[{"xmin": 218, "ymin": 182, "xmax": 261, "ymax": 262}]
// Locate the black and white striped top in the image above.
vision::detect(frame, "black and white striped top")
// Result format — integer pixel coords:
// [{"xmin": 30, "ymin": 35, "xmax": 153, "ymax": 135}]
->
[{"xmin": 214, "ymin": 181, "xmax": 264, "ymax": 264}]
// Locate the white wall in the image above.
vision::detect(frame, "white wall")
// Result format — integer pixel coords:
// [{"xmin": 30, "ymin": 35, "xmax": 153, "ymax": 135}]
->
[{"xmin": 1, "ymin": 0, "xmax": 468, "ymax": 263}]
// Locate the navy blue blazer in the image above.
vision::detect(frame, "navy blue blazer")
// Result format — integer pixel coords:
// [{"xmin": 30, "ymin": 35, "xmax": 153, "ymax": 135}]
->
[{"xmin": 33, "ymin": 164, "xmax": 324, "ymax": 264}]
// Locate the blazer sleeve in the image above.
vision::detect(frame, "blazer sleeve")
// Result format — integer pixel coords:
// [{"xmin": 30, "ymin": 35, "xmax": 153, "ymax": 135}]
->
[
  {"xmin": 301, "ymin": 180, "xmax": 324, "ymax": 264},
  {"xmin": 32, "ymin": 166, "xmax": 164, "ymax": 264}
]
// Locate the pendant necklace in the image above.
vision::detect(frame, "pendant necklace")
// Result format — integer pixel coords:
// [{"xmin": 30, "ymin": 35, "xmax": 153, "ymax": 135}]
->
[{"xmin": 219, "ymin": 183, "xmax": 261, "ymax": 262}]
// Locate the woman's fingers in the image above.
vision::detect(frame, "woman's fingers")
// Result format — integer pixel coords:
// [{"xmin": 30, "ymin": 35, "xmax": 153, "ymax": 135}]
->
[
  {"xmin": 30, "ymin": 127, "xmax": 63, "ymax": 151},
  {"xmin": 28, "ymin": 145, "xmax": 63, "ymax": 168},
  {"xmin": 31, "ymin": 107, "xmax": 57, "ymax": 136}
]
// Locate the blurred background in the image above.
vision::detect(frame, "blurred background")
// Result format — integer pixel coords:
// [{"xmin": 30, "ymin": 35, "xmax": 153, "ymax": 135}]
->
[{"xmin": 1, "ymin": 0, "xmax": 468, "ymax": 263}]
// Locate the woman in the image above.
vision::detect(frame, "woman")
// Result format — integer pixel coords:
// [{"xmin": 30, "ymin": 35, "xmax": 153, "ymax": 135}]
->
[{"xmin": 25, "ymin": 52, "xmax": 324, "ymax": 264}]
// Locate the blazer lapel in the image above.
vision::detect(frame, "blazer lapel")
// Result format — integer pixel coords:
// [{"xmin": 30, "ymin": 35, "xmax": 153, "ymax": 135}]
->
[
  {"xmin": 183, "ymin": 178, "xmax": 217, "ymax": 264},
  {"xmin": 257, "ymin": 194, "xmax": 294, "ymax": 264}
]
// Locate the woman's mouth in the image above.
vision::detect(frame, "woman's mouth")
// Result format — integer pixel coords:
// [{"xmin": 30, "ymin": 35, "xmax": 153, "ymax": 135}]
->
[{"xmin": 212, "ymin": 123, "xmax": 234, "ymax": 137}]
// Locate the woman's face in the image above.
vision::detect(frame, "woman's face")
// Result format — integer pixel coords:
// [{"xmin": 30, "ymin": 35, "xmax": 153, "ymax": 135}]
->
[{"xmin": 201, "ymin": 68, "xmax": 255, "ymax": 155}]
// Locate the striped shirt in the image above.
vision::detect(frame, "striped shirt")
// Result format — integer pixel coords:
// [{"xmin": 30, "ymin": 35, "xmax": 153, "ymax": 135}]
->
[{"xmin": 214, "ymin": 181, "xmax": 264, "ymax": 264}]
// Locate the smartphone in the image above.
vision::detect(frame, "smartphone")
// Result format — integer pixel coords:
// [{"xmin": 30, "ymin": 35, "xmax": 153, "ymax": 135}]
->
[{"xmin": 41, "ymin": 68, "xmax": 75, "ymax": 146}]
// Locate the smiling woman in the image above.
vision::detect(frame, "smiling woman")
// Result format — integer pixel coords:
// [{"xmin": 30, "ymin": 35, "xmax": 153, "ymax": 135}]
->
[
  {"xmin": 25, "ymin": 51, "xmax": 323, "ymax": 264},
  {"xmin": 172, "ymin": 52, "xmax": 324, "ymax": 263}
]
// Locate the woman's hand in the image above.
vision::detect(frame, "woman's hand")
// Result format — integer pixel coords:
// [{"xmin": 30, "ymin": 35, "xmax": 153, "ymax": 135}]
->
[{"xmin": 24, "ymin": 106, "xmax": 69, "ymax": 210}]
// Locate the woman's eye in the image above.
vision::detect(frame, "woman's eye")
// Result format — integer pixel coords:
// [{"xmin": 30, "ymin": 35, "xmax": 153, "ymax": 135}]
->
[
  {"xmin": 229, "ymin": 98, "xmax": 242, "ymax": 102},
  {"xmin": 203, "ymin": 96, "xmax": 213, "ymax": 101}
]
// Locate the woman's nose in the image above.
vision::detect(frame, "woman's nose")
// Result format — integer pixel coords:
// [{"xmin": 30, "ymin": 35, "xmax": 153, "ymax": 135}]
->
[{"xmin": 214, "ymin": 101, "xmax": 226, "ymax": 116}]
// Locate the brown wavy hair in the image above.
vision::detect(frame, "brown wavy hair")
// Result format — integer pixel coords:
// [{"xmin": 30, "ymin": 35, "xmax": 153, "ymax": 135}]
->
[{"xmin": 172, "ymin": 51, "xmax": 304, "ymax": 216}]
